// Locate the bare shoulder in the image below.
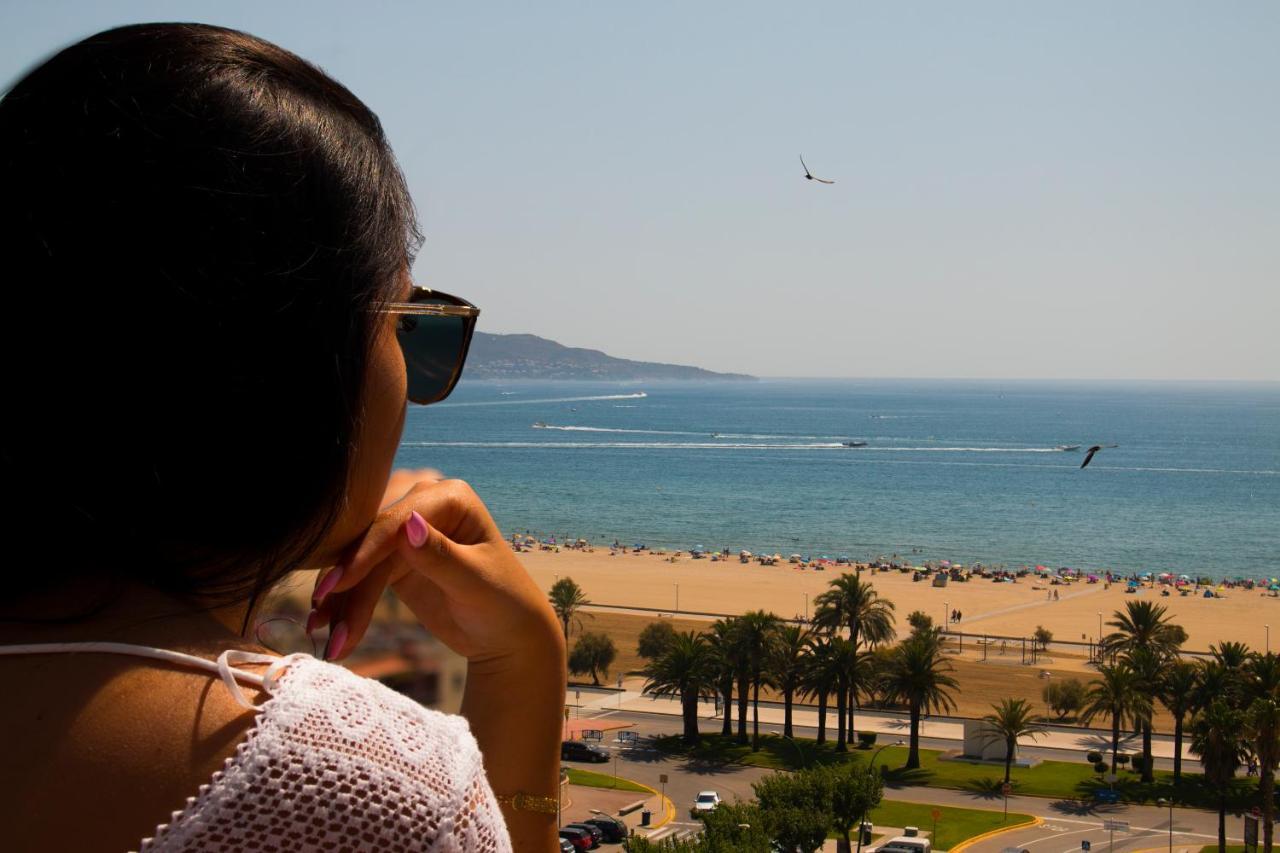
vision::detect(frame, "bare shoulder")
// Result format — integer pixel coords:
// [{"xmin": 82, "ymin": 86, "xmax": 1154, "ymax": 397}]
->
[{"xmin": 0, "ymin": 650, "xmax": 266, "ymax": 852}]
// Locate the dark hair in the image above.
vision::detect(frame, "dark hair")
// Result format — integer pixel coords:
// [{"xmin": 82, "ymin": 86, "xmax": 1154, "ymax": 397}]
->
[{"xmin": 0, "ymin": 23, "xmax": 419, "ymax": 616}]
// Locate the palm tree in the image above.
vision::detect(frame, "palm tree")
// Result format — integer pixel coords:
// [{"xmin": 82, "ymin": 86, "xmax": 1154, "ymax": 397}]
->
[
  {"xmin": 642, "ymin": 631, "xmax": 717, "ymax": 745},
  {"xmin": 1125, "ymin": 647, "xmax": 1165, "ymax": 783},
  {"xmin": 548, "ymin": 577, "xmax": 590, "ymax": 641},
  {"xmin": 1159, "ymin": 660, "xmax": 1199, "ymax": 783},
  {"xmin": 768, "ymin": 623, "xmax": 811, "ymax": 739},
  {"xmin": 1101, "ymin": 600, "xmax": 1185, "ymax": 659},
  {"xmin": 801, "ymin": 635, "xmax": 841, "ymax": 745},
  {"xmin": 1245, "ymin": 653, "xmax": 1280, "ymax": 853},
  {"xmin": 736, "ymin": 610, "xmax": 781, "ymax": 750},
  {"xmin": 1081, "ymin": 663, "xmax": 1152, "ymax": 774},
  {"xmin": 813, "ymin": 573, "xmax": 896, "ymax": 739},
  {"xmin": 982, "ymin": 698, "xmax": 1045, "ymax": 784},
  {"xmin": 1212, "ymin": 641, "xmax": 1253, "ymax": 673},
  {"xmin": 1191, "ymin": 699, "xmax": 1248, "ymax": 853},
  {"xmin": 1194, "ymin": 660, "xmax": 1234, "ymax": 713},
  {"xmin": 707, "ymin": 618, "xmax": 738, "ymax": 738},
  {"xmin": 880, "ymin": 632, "xmax": 959, "ymax": 769}
]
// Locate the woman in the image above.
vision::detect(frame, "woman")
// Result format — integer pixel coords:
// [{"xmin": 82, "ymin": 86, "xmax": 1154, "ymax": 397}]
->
[{"xmin": 0, "ymin": 23, "xmax": 565, "ymax": 851}]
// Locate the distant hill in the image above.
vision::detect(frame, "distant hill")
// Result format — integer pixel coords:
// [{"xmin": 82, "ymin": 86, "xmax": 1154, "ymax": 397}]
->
[{"xmin": 464, "ymin": 332, "xmax": 755, "ymax": 381}]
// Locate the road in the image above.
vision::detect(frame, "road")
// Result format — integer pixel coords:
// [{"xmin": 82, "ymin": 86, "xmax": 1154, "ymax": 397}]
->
[{"xmin": 567, "ymin": 706, "xmax": 1241, "ymax": 852}]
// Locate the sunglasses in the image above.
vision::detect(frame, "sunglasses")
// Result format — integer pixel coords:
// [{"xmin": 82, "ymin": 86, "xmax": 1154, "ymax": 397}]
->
[{"xmin": 379, "ymin": 286, "xmax": 480, "ymax": 404}]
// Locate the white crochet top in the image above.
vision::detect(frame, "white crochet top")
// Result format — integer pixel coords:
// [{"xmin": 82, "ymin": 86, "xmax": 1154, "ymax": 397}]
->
[{"xmin": 0, "ymin": 643, "xmax": 511, "ymax": 852}]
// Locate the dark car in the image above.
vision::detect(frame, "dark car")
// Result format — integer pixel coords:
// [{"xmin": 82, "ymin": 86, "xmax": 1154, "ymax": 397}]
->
[
  {"xmin": 559, "ymin": 827, "xmax": 593, "ymax": 851},
  {"xmin": 561, "ymin": 740, "xmax": 610, "ymax": 763},
  {"xmin": 559, "ymin": 841, "xmax": 575, "ymax": 853},
  {"xmin": 565, "ymin": 822, "xmax": 603, "ymax": 847},
  {"xmin": 583, "ymin": 817, "xmax": 628, "ymax": 843}
]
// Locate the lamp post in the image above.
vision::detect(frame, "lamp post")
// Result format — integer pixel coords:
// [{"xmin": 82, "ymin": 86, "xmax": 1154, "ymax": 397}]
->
[
  {"xmin": 674, "ymin": 583, "xmax": 679, "ymax": 614},
  {"xmin": 804, "ymin": 593, "xmax": 809, "ymax": 622},
  {"xmin": 1157, "ymin": 797, "xmax": 1174, "ymax": 853},
  {"xmin": 771, "ymin": 730, "xmax": 806, "ymax": 768},
  {"xmin": 1267, "ymin": 625, "xmax": 1271, "ymax": 654},
  {"xmin": 943, "ymin": 600, "xmax": 950, "ymax": 632},
  {"xmin": 857, "ymin": 740, "xmax": 905, "ymax": 853}
]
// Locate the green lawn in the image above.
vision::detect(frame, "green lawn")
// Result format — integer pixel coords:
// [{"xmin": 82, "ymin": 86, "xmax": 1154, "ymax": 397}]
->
[
  {"xmin": 564, "ymin": 766, "xmax": 651, "ymax": 793},
  {"xmin": 653, "ymin": 734, "xmax": 1257, "ymax": 811},
  {"xmin": 865, "ymin": 800, "xmax": 1033, "ymax": 850},
  {"xmin": 1197, "ymin": 847, "xmax": 1245, "ymax": 853}
]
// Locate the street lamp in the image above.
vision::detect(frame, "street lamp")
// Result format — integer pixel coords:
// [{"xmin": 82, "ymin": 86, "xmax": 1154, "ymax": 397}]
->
[
  {"xmin": 943, "ymin": 600, "xmax": 950, "ymax": 632},
  {"xmin": 1157, "ymin": 797, "xmax": 1175, "ymax": 853},
  {"xmin": 675, "ymin": 583, "xmax": 680, "ymax": 614},
  {"xmin": 770, "ymin": 730, "xmax": 806, "ymax": 768},
  {"xmin": 870, "ymin": 738, "xmax": 907, "ymax": 772},
  {"xmin": 1267, "ymin": 624, "xmax": 1271, "ymax": 654},
  {"xmin": 804, "ymin": 592, "xmax": 809, "ymax": 622}
]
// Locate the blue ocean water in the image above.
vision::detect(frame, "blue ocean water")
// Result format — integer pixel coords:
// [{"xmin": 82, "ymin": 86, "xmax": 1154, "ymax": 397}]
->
[{"xmin": 393, "ymin": 379, "xmax": 1280, "ymax": 580}]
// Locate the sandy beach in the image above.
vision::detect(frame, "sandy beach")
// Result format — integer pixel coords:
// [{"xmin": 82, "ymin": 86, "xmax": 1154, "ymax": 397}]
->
[{"xmin": 520, "ymin": 546, "xmax": 1278, "ymax": 655}]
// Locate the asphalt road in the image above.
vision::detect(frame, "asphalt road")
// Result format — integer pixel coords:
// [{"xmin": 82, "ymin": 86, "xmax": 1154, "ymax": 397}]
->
[{"xmin": 566, "ymin": 707, "xmax": 1242, "ymax": 852}]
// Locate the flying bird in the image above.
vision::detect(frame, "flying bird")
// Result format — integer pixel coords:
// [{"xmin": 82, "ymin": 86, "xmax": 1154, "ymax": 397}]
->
[
  {"xmin": 799, "ymin": 155, "xmax": 834, "ymax": 184},
  {"xmin": 1080, "ymin": 444, "xmax": 1119, "ymax": 469}
]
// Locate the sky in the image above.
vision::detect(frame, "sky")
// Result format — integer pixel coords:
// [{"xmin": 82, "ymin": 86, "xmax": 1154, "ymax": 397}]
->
[{"xmin": 3, "ymin": 2, "xmax": 1277, "ymax": 380}]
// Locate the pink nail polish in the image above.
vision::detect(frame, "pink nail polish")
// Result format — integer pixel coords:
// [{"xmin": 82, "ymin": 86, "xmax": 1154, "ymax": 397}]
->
[
  {"xmin": 325, "ymin": 622, "xmax": 349, "ymax": 660},
  {"xmin": 305, "ymin": 609, "xmax": 321, "ymax": 636},
  {"xmin": 406, "ymin": 511, "xmax": 429, "ymax": 548},
  {"xmin": 313, "ymin": 566, "xmax": 343, "ymax": 605}
]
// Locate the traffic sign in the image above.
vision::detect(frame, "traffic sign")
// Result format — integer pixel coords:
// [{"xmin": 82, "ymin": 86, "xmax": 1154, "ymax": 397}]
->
[
  {"xmin": 931, "ymin": 808, "xmax": 941, "ymax": 821},
  {"xmin": 1103, "ymin": 820, "xmax": 1129, "ymax": 832},
  {"xmin": 1001, "ymin": 782, "xmax": 1012, "ymax": 796},
  {"xmin": 659, "ymin": 773, "xmax": 668, "ymax": 784},
  {"xmin": 1081, "ymin": 841, "xmax": 1091, "ymax": 851}
]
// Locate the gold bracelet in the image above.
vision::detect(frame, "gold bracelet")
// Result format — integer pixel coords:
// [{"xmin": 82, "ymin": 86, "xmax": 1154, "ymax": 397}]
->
[{"xmin": 494, "ymin": 791, "xmax": 560, "ymax": 815}]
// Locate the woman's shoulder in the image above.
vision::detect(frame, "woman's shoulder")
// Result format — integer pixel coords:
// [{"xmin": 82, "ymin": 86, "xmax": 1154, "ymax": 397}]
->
[{"xmin": 143, "ymin": 654, "xmax": 510, "ymax": 852}]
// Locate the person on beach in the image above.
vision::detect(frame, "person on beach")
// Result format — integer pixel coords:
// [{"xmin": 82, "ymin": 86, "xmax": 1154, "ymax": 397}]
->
[{"xmin": 0, "ymin": 24, "xmax": 562, "ymax": 851}]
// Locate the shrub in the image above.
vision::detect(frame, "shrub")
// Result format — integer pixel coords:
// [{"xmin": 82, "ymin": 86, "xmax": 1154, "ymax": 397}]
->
[
  {"xmin": 857, "ymin": 731, "xmax": 878, "ymax": 749},
  {"xmin": 637, "ymin": 620, "xmax": 678, "ymax": 660},
  {"xmin": 1043, "ymin": 677, "xmax": 1087, "ymax": 720},
  {"xmin": 907, "ymin": 611, "xmax": 934, "ymax": 635},
  {"xmin": 1115, "ymin": 753, "xmax": 1130, "ymax": 766},
  {"xmin": 1086, "ymin": 750, "xmax": 1104, "ymax": 764},
  {"xmin": 1093, "ymin": 760, "xmax": 1109, "ymax": 774},
  {"xmin": 1033, "ymin": 625, "xmax": 1053, "ymax": 649}
]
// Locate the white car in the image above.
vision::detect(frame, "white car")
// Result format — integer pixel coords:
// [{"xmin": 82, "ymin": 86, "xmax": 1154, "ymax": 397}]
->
[{"xmin": 692, "ymin": 791, "xmax": 721, "ymax": 813}]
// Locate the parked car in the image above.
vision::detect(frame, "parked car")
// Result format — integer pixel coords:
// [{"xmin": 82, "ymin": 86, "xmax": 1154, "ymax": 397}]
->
[
  {"xmin": 583, "ymin": 817, "xmax": 628, "ymax": 843},
  {"xmin": 564, "ymin": 823, "xmax": 602, "ymax": 848},
  {"xmin": 869, "ymin": 835, "xmax": 932, "ymax": 853},
  {"xmin": 691, "ymin": 790, "xmax": 721, "ymax": 814},
  {"xmin": 561, "ymin": 740, "xmax": 610, "ymax": 763},
  {"xmin": 559, "ymin": 827, "xmax": 593, "ymax": 851},
  {"xmin": 559, "ymin": 840, "xmax": 576, "ymax": 853}
]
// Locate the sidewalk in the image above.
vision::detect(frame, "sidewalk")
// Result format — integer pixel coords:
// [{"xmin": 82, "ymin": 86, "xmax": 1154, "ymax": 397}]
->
[{"xmin": 574, "ymin": 683, "xmax": 1195, "ymax": 761}]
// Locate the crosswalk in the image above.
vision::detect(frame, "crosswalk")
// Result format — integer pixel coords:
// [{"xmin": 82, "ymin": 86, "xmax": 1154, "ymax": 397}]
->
[{"xmin": 643, "ymin": 821, "xmax": 703, "ymax": 843}]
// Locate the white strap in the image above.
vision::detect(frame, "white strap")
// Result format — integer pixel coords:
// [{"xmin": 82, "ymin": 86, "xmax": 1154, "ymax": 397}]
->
[{"xmin": 0, "ymin": 642, "xmax": 295, "ymax": 709}]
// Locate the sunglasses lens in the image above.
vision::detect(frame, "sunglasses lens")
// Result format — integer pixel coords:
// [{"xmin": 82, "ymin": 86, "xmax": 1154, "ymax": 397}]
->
[{"xmin": 396, "ymin": 312, "xmax": 467, "ymax": 404}]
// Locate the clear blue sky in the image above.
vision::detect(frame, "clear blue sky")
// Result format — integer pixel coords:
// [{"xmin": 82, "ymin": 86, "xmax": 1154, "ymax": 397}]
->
[{"xmin": 4, "ymin": 2, "xmax": 1277, "ymax": 380}]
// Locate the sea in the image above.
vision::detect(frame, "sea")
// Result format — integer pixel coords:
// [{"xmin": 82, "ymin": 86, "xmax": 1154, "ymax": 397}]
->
[{"xmin": 393, "ymin": 379, "xmax": 1279, "ymax": 581}]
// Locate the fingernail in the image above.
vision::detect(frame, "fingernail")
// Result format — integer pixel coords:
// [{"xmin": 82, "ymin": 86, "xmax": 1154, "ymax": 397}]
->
[
  {"xmin": 305, "ymin": 609, "xmax": 321, "ymax": 636},
  {"xmin": 406, "ymin": 511, "xmax": 429, "ymax": 548},
  {"xmin": 325, "ymin": 622, "xmax": 348, "ymax": 661},
  {"xmin": 313, "ymin": 566, "xmax": 343, "ymax": 605}
]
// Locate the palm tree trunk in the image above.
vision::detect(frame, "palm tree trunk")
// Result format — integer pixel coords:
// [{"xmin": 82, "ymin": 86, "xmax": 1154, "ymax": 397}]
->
[
  {"xmin": 817, "ymin": 691, "xmax": 828, "ymax": 744},
  {"xmin": 1262, "ymin": 764, "xmax": 1275, "ymax": 853},
  {"xmin": 836, "ymin": 685, "xmax": 848, "ymax": 752},
  {"xmin": 736, "ymin": 672, "xmax": 749, "ymax": 744},
  {"xmin": 752, "ymin": 679, "xmax": 761, "ymax": 751},
  {"xmin": 1219, "ymin": 796, "xmax": 1227, "ymax": 853},
  {"xmin": 1173, "ymin": 714, "xmax": 1183, "ymax": 783},
  {"xmin": 1141, "ymin": 720, "xmax": 1154, "ymax": 783},
  {"xmin": 721, "ymin": 679, "xmax": 733, "ymax": 737},
  {"xmin": 1005, "ymin": 737, "xmax": 1014, "ymax": 784},
  {"xmin": 784, "ymin": 688, "xmax": 794, "ymax": 739},
  {"xmin": 1111, "ymin": 715, "xmax": 1120, "ymax": 774},
  {"xmin": 907, "ymin": 700, "xmax": 921, "ymax": 769},
  {"xmin": 847, "ymin": 683, "xmax": 857, "ymax": 744},
  {"xmin": 682, "ymin": 691, "xmax": 699, "ymax": 745}
]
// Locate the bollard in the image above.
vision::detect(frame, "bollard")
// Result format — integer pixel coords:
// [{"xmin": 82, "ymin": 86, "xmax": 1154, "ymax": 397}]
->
[{"xmin": 641, "ymin": 809, "xmax": 652, "ymax": 827}]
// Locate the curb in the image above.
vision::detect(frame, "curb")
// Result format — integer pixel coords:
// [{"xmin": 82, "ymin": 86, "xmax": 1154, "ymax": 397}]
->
[
  {"xmin": 626, "ymin": 779, "xmax": 676, "ymax": 830},
  {"xmin": 949, "ymin": 815, "xmax": 1042, "ymax": 853}
]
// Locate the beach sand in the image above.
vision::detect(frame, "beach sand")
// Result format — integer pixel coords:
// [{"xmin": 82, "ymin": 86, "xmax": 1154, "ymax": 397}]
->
[{"xmin": 521, "ymin": 547, "xmax": 1277, "ymax": 655}]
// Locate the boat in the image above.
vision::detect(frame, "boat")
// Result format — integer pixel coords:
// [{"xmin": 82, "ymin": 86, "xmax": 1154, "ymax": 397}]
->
[
  {"xmin": 841, "ymin": 440, "xmax": 868, "ymax": 448},
  {"xmin": 1056, "ymin": 444, "xmax": 1081, "ymax": 451},
  {"xmin": 532, "ymin": 421, "xmax": 547, "ymax": 428}
]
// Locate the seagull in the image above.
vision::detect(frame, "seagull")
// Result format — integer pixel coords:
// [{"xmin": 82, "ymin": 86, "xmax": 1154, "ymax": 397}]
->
[
  {"xmin": 1080, "ymin": 444, "xmax": 1119, "ymax": 469},
  {"xmin": 799, "ymin": 155, "xmax": 834, "ymax": 184}
]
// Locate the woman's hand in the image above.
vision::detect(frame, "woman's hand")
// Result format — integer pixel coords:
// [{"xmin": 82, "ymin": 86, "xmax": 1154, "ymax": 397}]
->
[{"xmin": 310, "ymin": 473, "xmax": 563, "ymax": 674}]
